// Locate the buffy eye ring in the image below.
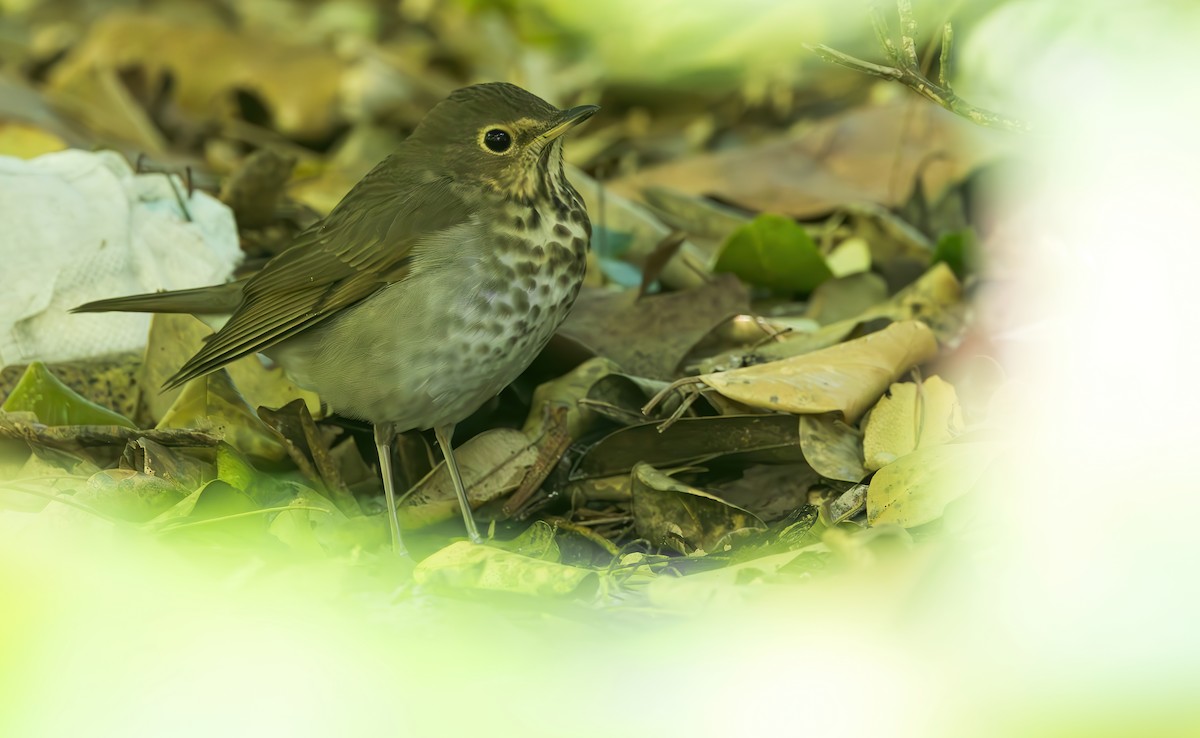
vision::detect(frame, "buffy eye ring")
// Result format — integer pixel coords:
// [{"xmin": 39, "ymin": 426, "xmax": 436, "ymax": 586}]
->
[{"xmin": 482, "ymin": 128, "xmax": 513, "ymax": 153}]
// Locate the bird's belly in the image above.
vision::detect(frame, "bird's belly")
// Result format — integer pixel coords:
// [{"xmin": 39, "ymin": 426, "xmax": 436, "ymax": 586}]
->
[{"xmin": 266, "ymin": 228, "xmax": 586, "ymax": 429}]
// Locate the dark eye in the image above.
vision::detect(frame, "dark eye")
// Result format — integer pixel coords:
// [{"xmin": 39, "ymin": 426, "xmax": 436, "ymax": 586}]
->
[{"xmin": 483, "ymin": 128, "xmax": 512, "ymax": 153}]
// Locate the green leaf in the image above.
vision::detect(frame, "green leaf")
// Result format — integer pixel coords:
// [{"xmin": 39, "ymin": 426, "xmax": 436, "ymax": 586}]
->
[
  {"xmin": 932, "ymin": 229, "xmax": 981, "ymax": 279},
  {"xmin": 1, "ymin": 362, "xmax": 135, "ymax": 427},
  {"xmin": 713, "ymin": 213, "xmax": 832, "ymax": 294}
]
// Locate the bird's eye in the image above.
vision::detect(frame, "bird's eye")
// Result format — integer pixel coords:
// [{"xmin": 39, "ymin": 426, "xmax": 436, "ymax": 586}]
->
[{"xmin": 482, "ymin": 128, "xmax": 513, "ymax": 153}]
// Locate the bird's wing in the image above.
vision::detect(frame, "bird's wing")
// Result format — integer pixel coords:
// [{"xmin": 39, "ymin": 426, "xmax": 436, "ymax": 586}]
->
[{"xmin": 164, "ymin": 167, "xmax": 468, "ymax": 389}]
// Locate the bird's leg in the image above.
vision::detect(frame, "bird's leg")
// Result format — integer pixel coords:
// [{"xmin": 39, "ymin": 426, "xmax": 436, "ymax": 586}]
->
[
  {"xmin": 434, "ymin": 423, "xmax": 483, "ymax": 544},
  {"xmin": 373, "ymin": 423, "xmax": 408, "ymax": 556}
]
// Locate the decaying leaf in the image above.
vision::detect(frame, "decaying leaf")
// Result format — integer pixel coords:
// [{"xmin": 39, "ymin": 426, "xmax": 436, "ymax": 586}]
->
[
  {"xmin": 582, "ymin": 372, "xmax": 672, "ymax": 426},
  {"xmin": 866, "ymin": 442, "xmax": 1002, "ymax": 528},
  {"xmin": 558, "ymin": 274, "xmax": 749, "ymax": 380},
  {"xmin": 609, "ymin": 100, "xmax": 1004, "ymax": 218},
  {"xmin": 157, "ymin": 370, "xmax": 286, "ymax": 462},
  {"xmin": 258, "ymin": 399, "xmax": 359, "ymax": 516},
  {"xmin": 694, "ymin": 320, "xmax": 938, "ymax": 423},
  {"xmin": 400, "ymin": 429, "xmax": 538, "ymax": 529},
  {"xmin": 48, "ymin": 12, "xmax": 349, "ymax": 140},
  {"xmin": 712, "ymin": 463, "xmax": 823, "ymax": 524},
  {"xmin": 0, "ymin": 356, "xmax": 142, "ymax": 422},
  {"xmin": 120, "ymin": 436, "xmax": 212, "ymax": 493},
  {"xmin": 826, "ymin": 483, "xmax": 868, "ymax": 525},
  {"xmin": 139, "ymin": 313, "xmax": 320, "ymax": 427},
  {"xmin": 568, "ymin": 164, "xmax": 711, "ymax": 291},
  {"xmin": 413, "ymin": 540, "xmax": 597, "ymax": 597},
  {"xmin": 522, "ymin": 357, "xmax": 620, "ymax": 440},
  {"xmin": 804, "ymin": 272, "xmax": 889, "ymax": 325},
  {"xmin": 798, "ymin": 413, "xmax": 868, "ymax": 483},
  {"xmin": 73, "ymin": 467, "xmax": 186, "ymax": 523},
  {"xmin": 863, "ymin": 376, "xmax": 964, "ymax": 471},
  {"xmin": 574, "ymin": 414, "xmax": 804, "ymax": 479},
  {"xmin": 694, "ymin": 263, "xmax": 961, "ymax": 374},
  {"xmin": 631, "ymin": 462, "xmax": 766, "ymax": 555},
  {"xmin": 219, "ymin": 148, "xmax": 297, "ymax": 229}
]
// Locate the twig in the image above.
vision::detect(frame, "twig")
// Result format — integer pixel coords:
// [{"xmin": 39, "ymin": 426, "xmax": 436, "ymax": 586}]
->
[
  {"xmin": 807, "ymin": 2, "xmax": 1030, "ymax": 133},
  {"xmin": 0, "ymin": 415, "xmax": 220, "ymax": 449}
]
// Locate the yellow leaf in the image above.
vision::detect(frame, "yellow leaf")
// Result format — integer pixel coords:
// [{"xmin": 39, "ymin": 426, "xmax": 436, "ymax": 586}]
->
[
  {"xmin": 862, "ymin": 376, "xmax": 964, "ymax": 471},
  {"xmin": 866, "ymin": 442, "xmax": 1001, "ymax": 528}
]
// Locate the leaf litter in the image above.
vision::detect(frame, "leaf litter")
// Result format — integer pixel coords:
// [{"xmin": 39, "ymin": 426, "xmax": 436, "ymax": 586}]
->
[{"xmin": 0, "ymin": 0, "xmax": 1013, "ymax": 611}]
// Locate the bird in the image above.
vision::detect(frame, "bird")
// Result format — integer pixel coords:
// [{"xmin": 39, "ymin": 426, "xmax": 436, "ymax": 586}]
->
[{"xmin": 74, "ymin": 82, "xmax": 598, "ymax": 555}]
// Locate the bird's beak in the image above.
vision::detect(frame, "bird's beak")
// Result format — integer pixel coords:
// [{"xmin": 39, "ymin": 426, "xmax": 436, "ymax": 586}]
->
[{"xmin": 539, "ymin": 104, "xmax": 600, "ymax": 142}]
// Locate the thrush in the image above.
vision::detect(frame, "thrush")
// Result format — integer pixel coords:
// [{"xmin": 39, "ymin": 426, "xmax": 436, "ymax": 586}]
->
[{"xmin": 74, "ymin": 82, "xmax": 598, "ymax": 555}]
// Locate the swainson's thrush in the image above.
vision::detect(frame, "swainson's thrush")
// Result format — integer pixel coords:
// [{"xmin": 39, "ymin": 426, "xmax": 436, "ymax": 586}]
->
[{"xmin": 75, "ymin": 82, "xmax": 598, "ymax": 554}]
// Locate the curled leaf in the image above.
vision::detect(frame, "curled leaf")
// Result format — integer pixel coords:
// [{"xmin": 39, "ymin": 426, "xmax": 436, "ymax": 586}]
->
[{"xmin": 696, "ymin": 320, "xmax": 938, "ymax": 423}]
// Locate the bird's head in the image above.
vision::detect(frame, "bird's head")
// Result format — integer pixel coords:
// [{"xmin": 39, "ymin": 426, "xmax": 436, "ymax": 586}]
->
[{"xmin": 408, "ymin": 82, "xmax": 598, "ymax": 201}]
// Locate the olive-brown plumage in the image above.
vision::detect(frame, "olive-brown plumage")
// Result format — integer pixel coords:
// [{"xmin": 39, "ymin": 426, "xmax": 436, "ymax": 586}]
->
[{"xmin": 74, "ymin": 82, "xmax": 598, "ymax": 553}]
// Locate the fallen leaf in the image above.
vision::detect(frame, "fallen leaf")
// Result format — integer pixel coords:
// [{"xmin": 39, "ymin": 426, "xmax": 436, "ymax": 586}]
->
[
  {"xmin": 2, "ymin": 362, "xmax": 135, "ymax": 428},
  {"xmin": 413, "ymin": 540, "xmax": 597, "ymax": 597},
  {"xmin": 574, "ymin": 414, "xmax": 804, "ymax": 479},
  {"xmin": 258, "ymin": 399, "xmax": 360, "ymax": 516},
  {"xmin": 610, "ymin": 100, "xmax": 1004, "ymax": 218},
  {"xmin": 803, "ymin": 272, "xmax": 889, "ymax": 325},
  {"xmin": 825, "ymin": 237, "xmax": 871, "ymax": 277},
  {"xmin": 694, "ymin": 263, "xmax": 960, "ymax": 373},
  {"xmin": 120, "ymin": 436, "xmax": 212, "ymax": 493},
  {"xmin": 866, "ymin": 442, "xmax": 1002, "ymax": 528},
  {"xmin": 139, "ymin": 313, "xmax": 321, "ymax": 427},
  {"xmin": 400, "ymin": 428, "xmax": 538, "ymax": 529},
  {"xmin": 0, "ymin": 122, "xmax": 67, "ymax": 158},
  {"xmin": 74, "ymin": 468, "xmax": 186, "ymax": 523},
  {"xmin": 48, "ymin": 12, "xmax": 349, "ymax": 140},
  {"xmin": 713, "ymin": 214, "xmax": 832, "ymax": 294},
  {"xmin": 631, "ymin": 462, "xmax": 766, "ymax": 555},
  {"xmin": 696, "ymin": 320, "xmax": 939, "ymax": 423},
  {"xmin": 522, "ymin": 357, "xmax": 620, "ymax": 440},
  {"xmin": 156, "ymin": 370, "xmax": 286, "ymax": 462},
  {"xmin": 863, "ymin": 376, "xmax": 964, "ymax": 471},
  {"xmin": 559, "ymin": 273, "xmax": 749, "ymax": 380},
  {"xmin": 798, "ymin": 413, "xmax": 868, "ymax": 483},
  {"xmin": 712, "ymin": 463, "xmax": 823, "ymax": 523}
]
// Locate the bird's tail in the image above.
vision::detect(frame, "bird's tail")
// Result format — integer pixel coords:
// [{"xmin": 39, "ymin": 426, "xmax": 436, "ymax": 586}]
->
[{"xmin": 72, "ymin": 280, "xmax": 246, "ymax": 315}]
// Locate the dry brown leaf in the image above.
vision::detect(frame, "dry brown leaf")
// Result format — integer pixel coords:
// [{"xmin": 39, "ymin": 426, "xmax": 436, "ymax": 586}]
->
[
  {"xmin": 798, "ymin": 413, "xmax": 868, "ymax": 483},
  {"xmin": 400, "ymin": 429, "xmax": 538, "ymax": 530},
  {"xmin": 559, "ymin": 274, "xmax": 749, "ymax": 380},
  {"xmin": 631, "ymin": 462, "xmax": 765, "ymax": 555},
  {"xmin": 695, "ymin": 262, "xmax": 960, "ymax": 374},
  {"xmin": 609, "ymin": 100, "xmax": 1004, "ymax": 218},
  {"xmin": 697, "ymin": 320, "xmax": 938, "ymax": 423},
  {"xmin": 48, "ymin": 13, "xmax": 348, "ymax": 140}
]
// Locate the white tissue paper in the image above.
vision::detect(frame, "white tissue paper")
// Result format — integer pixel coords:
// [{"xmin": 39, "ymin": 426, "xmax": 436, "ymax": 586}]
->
[{"xmin": 0, "ymin": 149, "xmax": 241, "ymax": 366}]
